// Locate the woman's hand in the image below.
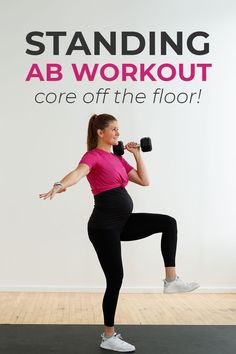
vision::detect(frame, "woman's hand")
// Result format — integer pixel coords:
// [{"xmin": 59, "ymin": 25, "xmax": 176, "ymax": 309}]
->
[
  {"xmin": 125, "ymin": 141, "xmax": 140, "ymax": 155},
  {"xmin": 39, "ymin": 166, "xmax": 88, "ymax": 201},
  {"xmin": 39, "ymin": 185, "xmax": 67, "ymax": 200}
]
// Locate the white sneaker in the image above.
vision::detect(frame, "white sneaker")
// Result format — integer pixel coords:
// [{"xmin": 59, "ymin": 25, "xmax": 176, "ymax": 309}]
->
[
  {"xmin": 163, "ymin": 275, "xmax": 200, "ymax": 294},
  {"xmin": 100, "ymin": 332, "xmax": 136, "ymax": 352}
]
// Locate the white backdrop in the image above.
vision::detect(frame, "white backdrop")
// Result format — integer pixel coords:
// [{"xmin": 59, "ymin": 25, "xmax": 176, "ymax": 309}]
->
[{"xmin": 0, "ymin": 0, "xmax": 236, "ymax": 292}]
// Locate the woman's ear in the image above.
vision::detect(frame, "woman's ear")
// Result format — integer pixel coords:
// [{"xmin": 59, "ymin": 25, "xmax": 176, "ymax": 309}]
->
[{"xmin": 97, "ymin": 128, "xmax": 103, "ymax": 138}]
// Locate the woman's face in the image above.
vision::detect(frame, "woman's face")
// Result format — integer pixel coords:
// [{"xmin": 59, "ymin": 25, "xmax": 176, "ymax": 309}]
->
[{"xmin": 97, "ymin": 120, "xmax": 120, "ymax": 145}]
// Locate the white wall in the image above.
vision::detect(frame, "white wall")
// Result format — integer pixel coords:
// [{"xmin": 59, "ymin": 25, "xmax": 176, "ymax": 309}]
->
[{"xmin": 0, "ymin": 0, "xmax": 236, "ymax": 292}]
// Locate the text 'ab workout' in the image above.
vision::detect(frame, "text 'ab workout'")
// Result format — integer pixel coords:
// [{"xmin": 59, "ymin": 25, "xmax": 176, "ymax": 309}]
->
[{"xmin": 25, "ymin": 31, "xmax": 212, "ymax": 83}]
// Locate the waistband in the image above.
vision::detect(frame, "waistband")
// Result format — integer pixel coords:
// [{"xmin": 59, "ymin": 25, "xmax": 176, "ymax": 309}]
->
[
  {"xmin": 94, "ymin": 186, "xmax": 126, "ymax": 199},
  {"xmin": 93, "ymin": 187, "xmax": 131, "ymax": 210}
]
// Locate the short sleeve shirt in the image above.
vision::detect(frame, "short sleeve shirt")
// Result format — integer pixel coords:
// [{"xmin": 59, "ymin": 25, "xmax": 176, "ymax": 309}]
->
[{"xmin": 78, "ymin": 147, "xmax": 134, "ymax": 195}]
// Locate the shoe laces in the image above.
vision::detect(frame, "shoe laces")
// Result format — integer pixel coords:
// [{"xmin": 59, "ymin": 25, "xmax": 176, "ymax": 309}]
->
[
  {"xmin": 102, "ymin": 332, "xmax": 123, "ymax": 340},
  {"xmin": 176, "ymin": 276, "xmax": 190, "ymax": 286},
  {"xmin": 114, "ymin": 333, "xmax": 123, "ymax": 340}
]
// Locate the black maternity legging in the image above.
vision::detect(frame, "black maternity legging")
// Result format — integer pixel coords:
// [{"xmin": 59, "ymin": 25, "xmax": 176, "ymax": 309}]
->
[{"xmin": 87, "ymin": 187, "xmax": 177, "ymax": 327}]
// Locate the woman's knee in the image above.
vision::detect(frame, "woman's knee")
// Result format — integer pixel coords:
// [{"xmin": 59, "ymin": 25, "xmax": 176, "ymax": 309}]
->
[
  {"xmin": 107, "ymin": 270, "xmax": 124, "ymax": 290},
  {"xmin": 167, "ymin": 216, "xmax": 178, "ymax": 233}
]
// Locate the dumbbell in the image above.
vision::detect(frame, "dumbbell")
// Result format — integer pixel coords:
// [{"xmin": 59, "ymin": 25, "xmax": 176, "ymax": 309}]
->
[{"xmin": 113, "ymin": 137, "xmax": 152, "ymax": 156}]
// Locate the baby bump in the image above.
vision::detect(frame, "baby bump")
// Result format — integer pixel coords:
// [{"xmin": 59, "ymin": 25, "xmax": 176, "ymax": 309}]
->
[{"xmin": 88, "ymin": 187, "xmax": 133, "ymax": 229}]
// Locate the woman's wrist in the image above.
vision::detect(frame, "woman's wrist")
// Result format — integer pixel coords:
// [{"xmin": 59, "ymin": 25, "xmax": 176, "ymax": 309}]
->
[
  {"xmin": 133, "ymin": 149, "xmax": 141, "ymax": 158},
  {"xmin": 53, "ymin": 182, "xmax": 64, "ymax": 188}
]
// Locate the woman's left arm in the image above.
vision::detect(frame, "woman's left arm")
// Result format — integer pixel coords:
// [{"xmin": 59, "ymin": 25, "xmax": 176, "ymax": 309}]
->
[{"xmin": 126, "ymin": 142, "xmax": 150, "ymax": 186}]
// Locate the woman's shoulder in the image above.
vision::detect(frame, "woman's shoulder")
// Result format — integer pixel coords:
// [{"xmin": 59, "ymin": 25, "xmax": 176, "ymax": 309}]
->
[
  {"xmin": 81, "ymin": 148, "xmax": 99, "ymax": 157},
  {"xmin": 79, "ymin": 148, "xmax": 101, "ymax": 162}
]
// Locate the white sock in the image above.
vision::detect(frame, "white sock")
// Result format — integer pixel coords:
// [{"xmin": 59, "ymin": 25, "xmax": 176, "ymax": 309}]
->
[
  {"xmin": 104, "ymin": 332, "xmax": 115, "ymax": 339},
  {"xmin": 165, "ymin": 276, "xmax": 177, "ymax": 282}
]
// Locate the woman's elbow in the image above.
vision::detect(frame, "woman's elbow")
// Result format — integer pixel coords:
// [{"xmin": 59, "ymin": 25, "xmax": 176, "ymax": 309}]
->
[{"xmin": 142, "ymin": 181, "xmax": 150, "ymax": 186}]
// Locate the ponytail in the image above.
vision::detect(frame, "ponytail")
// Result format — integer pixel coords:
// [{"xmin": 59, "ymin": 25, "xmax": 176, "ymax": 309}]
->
[{"xmin": 87, "ymin": 113, "xmax": 117, "ymax": 151}]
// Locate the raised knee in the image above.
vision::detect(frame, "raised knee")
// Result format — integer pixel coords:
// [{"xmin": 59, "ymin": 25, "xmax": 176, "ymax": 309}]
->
[{"xmin": 168, "ymin": 216, "xmax": 177, "ymax": 232}]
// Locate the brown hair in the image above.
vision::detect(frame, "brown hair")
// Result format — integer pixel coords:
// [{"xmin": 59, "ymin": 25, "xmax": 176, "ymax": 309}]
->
[{"xmin": 87, "ymin": 113, "xmax": 117, "ymax": 151}]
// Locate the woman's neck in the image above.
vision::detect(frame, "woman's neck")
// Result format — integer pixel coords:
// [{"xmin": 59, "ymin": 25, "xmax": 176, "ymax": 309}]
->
[{"xmin": 96, "ymin": 143, "xmax": 112, "ymax": 153}]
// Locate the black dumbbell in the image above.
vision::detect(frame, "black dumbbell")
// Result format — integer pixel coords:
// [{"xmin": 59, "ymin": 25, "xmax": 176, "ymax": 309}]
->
[{"xmin": 113, "ymin": 137, "xmax": 152, "ymax": 156}]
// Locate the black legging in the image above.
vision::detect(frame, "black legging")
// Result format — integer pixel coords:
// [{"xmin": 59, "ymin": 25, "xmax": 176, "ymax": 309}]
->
[{"xmin": 88, "ymin": 212, "xmax": 177, "ymax": 327}]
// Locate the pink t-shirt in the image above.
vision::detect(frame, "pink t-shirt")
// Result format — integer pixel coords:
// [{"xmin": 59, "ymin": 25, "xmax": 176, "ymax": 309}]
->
[{"xmin": 78, "ymin": 147, "xmax": 134, "ymax": 195}]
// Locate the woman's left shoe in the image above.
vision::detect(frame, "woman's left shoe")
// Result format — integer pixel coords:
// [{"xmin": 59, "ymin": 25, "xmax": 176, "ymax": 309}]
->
[
  {"xmin": 100, "ymin": 332, "xmax": 136, "ymax": 352},
  {"xmin": 163, "ymin": 275, "xmax": 200, "ymax": 294}
]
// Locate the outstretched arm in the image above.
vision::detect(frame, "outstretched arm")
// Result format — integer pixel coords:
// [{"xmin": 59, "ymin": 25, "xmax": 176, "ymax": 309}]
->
[{"xmin": 39, "ymin": 163, "xmax": 90, "ymax": 200}]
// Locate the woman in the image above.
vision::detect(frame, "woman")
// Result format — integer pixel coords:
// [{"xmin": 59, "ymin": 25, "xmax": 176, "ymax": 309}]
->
[{"xmin": 39, "ymin": 113, "xmax": 199, "ymax": 353}]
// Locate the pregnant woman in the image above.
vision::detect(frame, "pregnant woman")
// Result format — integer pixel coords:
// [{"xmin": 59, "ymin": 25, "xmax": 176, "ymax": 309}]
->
[{"xmin": 39, "ymin": 113, "xmax": 200, "ymax": 352}]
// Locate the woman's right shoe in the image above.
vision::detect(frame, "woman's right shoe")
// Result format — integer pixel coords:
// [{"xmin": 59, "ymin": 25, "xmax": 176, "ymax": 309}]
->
[
  {"xmin": 163, "ymin": 275, "xmax": 200, "ymax": 294},
  {"xmin": 100, "ymin": 332, "xmax": 136, "ymax": 352}
]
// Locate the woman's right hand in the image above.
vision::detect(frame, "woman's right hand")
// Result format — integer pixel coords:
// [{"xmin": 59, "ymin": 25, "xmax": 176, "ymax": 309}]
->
[
  {"xmin": 39, "ymin": 185, "xmax": 67, "ymax": 200},
  {"xmin": 39, "ymin": 164, "xmax": 89, "ymax": 200}
]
